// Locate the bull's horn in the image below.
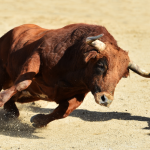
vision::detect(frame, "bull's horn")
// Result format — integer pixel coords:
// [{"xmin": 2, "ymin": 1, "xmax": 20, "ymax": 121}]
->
[
  {"xmin": 86, "ymin": 34, "xmax": 104, "ymax": 44},
  {"xmin": 128, "ymin": 61, "xmax": 150, "ymax": 78},
  {"xmin": 86, "ymin": 34, "xmax": 106, "ymax": 51}
]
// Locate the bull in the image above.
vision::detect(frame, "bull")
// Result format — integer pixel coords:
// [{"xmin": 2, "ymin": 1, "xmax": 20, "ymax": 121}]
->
[{"xmin": 0, "ymin": 23, "xmax": 149, "ymax": 127}]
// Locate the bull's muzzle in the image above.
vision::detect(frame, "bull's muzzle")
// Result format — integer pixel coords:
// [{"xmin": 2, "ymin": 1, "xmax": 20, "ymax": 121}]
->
[{"xmin": 94, "ymin": 92, "xmax": 113, "ymax": 107}]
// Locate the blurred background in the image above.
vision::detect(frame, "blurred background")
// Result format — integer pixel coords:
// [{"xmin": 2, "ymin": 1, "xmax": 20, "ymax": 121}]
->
[{"xmin": 0, "ymin": 0, "xmax": 150, "ymax": 150}]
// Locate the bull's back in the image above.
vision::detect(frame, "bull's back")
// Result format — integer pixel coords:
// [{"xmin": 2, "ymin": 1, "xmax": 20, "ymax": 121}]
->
[{"xmin": 0, "ymin": 24, "xmax": 48, "ymax": 64}]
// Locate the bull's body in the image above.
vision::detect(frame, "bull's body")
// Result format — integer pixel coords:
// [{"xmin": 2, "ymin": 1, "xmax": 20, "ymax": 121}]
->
[
  {"xmin": 0, "ymin": 24, "xmax": 89, "ymax": 103},
  {"xmin": 0, "ymin": 23, "xmax": 130, "ymax": 127}
]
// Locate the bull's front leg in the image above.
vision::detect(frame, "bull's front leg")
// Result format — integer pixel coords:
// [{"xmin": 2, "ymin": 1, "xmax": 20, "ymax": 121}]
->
[
  {"xmin": 0, "ymin": 80, "xmax": 32, "ymax": 107},
  {"xmin": 0, "ymin": 52, "xmax": 40, "ymax": 107},
  {"xmin": 30, "ymin": 94, "xmax": 86, "ymax": 127}
]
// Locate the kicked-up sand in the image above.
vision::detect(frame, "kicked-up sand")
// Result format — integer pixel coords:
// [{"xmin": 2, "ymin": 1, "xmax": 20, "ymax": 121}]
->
[{"xmin": 0, "ymin": 0, "xmax": 150, "ymax": 149}]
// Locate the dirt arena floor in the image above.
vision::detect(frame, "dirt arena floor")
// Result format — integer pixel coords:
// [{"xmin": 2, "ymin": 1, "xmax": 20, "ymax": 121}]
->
[{"xmin": 0, "ymin": 0, "xmax": 150, "ymax": 149}]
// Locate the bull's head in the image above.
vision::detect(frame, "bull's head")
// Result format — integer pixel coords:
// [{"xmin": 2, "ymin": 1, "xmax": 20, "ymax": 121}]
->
[{"xmin": 84, "ymin": 34, "xmax": 150, "ymax": 107}]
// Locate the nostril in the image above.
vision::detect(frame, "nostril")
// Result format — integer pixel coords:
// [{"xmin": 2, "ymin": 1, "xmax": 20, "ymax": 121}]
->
[{"xmin": 101, "ymin": 95, "xmax": 106, "ymax": 102}]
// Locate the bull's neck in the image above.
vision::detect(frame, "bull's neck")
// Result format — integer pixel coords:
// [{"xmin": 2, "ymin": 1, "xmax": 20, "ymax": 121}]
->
[
  {"xmin": 57, "ymin": 69, "xmax": 89, "ymax": 92},
  {"xmin": 52, "ymin": 70, "xmax": 89, "ymax": 102}
]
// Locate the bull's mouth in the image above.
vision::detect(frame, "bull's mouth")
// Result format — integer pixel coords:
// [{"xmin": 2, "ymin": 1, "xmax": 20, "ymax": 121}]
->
[{"xmin": 94, "ymin": 92, "xmax": 114, "ymax": 107}]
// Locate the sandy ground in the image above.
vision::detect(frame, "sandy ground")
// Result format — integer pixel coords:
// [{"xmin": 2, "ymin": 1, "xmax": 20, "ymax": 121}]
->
[{"xmin": 0, "ymin": 0, "xmax": 150, "ymax": 149}]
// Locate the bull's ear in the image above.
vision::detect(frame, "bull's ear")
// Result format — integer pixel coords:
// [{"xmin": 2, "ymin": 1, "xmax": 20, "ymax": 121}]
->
[{"xmin": 84, "ymin": 51, "xmax": 98, "ymax": 63}]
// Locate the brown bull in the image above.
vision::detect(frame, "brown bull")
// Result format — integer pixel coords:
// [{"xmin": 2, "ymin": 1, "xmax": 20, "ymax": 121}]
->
[{"xmin": 0, "ymin": 23, "xmax": 149, "ymax": 127}]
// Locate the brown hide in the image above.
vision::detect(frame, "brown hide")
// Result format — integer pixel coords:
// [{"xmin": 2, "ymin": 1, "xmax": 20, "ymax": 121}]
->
[{"xmin": 0, "ymin": 23, "xmax": 130, "ymax": 127}]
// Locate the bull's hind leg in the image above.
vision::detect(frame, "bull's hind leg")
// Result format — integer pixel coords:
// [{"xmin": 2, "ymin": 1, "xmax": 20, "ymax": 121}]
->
[{"xmin": 0, "ymin": 52, "xmax": 40, "ymax": 107}]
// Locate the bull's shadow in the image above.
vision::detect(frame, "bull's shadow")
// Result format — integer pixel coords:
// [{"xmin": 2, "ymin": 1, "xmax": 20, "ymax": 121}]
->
[
  {"xmin": 29, "ymin": 106, "xmax": 150, "ymax": 128},
  {"xmin": 71, "ymin": 109, "xmax": 150, "ymax": 123}
]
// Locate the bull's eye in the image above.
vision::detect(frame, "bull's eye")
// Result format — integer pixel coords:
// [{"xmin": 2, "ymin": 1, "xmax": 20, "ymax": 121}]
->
[
  {"xmin": 97, "ymin": 62, "xmax": 104, "ymax": 69},
  {"xmin": 94, "ymin": 58, "xmax": 108, "ymax": 75}
]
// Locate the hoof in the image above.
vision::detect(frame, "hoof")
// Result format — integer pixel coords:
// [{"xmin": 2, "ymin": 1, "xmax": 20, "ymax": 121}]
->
[
  {"xmin": 30, "ymin": 114, "xmax": 48, "ymax": 128},
  {"xmin": 4, "ymin": 111, "xmax": 19, "ymax": 119}
]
